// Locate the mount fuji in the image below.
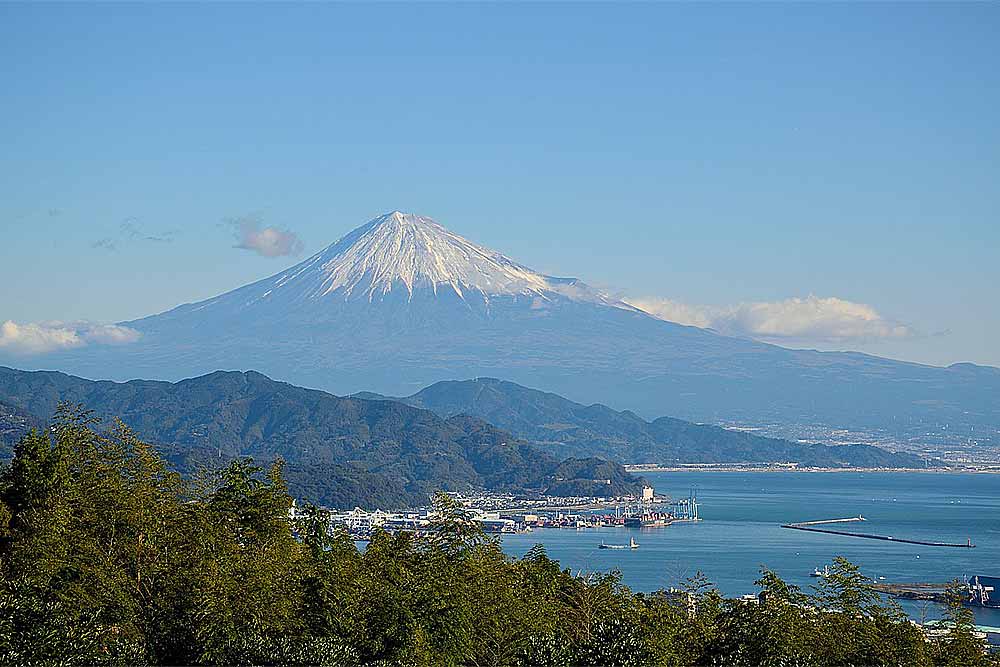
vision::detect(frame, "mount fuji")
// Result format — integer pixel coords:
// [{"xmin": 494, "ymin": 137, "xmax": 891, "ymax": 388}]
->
[{"xmin": 16, "ymin": 211, "xmax": 999, "ymax": 443}]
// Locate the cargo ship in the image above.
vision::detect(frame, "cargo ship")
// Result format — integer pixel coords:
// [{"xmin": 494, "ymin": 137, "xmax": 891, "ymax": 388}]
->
[
  {"xmin": 967, "ymin": 575, "xmax": 1000, "ymax": 608},
  {"xmin": 599, "ymin": 537, "xmax": 640, "ymax": 550},
  {"xmin": 624, "ymin": 512, "xmax": 673, "ymax": 528},
  {"xmin": 621, "ymin": 490, "xmax": 699, "ymax": 528}
]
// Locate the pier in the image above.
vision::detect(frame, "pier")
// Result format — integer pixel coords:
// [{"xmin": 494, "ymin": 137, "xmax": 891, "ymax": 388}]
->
[{"xmin": 781, "ymin": 518, "xmax": 975, "ymax": 548}]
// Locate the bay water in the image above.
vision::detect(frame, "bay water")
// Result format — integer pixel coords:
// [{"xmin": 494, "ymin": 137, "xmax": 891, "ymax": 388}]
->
[{"xmin": 500, "ymin": 471, "xmax": 1000, "ymax": 624}]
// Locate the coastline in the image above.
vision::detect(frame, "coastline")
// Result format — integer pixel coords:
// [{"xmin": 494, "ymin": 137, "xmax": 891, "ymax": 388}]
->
[{"xmin": 624, "ymin": 464, "xmax": 1000, "ymax": 474}]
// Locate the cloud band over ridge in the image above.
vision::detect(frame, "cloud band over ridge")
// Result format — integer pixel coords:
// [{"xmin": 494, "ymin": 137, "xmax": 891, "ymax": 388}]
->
[
  {"xmin": 0, "ymin": 321, "xmax": 141, "ymax": 355},
  {"xmin": 627, "ymin": 295, "xmax": 912, "ymax": 343}
]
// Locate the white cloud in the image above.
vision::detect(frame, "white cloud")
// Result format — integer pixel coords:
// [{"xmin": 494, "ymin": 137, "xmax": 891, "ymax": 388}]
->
[
  {"xmin": 0, "ymin": 320, "xmax": 141, "ymax": 355},
  {"xmin": 80, "ymin": 323, "xmax": 143, "ymax": 345},
  {"xmin": 627, "ymin": 295, "xmax": 912, "ymax": 342},
  {"xmin": 626, "ymin": 298, "xmax": 714, "ymax": 329},
  {"xmin": 0, "ymin": 321, "xmax": 82, "ymax": 354},
  {"xmin": 230, "ymin": 216, "xmax": 304, "ymax": 258}
]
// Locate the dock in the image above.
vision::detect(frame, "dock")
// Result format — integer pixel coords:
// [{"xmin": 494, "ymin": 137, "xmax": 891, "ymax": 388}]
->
[
  {"xmin": 872, "ymin": 582, "xmax": 951, "ymax": 602},
  {"xmin": 781, "ymin": 518, "xmax": 975, "ymax": 548}
]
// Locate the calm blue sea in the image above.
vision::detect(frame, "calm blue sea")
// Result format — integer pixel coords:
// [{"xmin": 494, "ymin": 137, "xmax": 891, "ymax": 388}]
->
[{"xmin": 500, "ymin": 472, "xmax": 1000, "ymax": 624}]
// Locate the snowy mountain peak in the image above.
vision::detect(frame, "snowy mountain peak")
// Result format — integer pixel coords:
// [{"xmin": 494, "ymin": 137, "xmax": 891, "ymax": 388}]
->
[
  {"xmin": 256, "ymin": 211, "xmax": 621, "ymax": 305},
  {"xmin": 314, "ymin": 211, "xmax": 551, "ymax": 299}
]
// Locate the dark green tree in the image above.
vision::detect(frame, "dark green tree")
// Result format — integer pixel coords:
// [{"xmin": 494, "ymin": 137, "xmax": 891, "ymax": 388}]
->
[
  {"xmin": 931, "ymin": 580, "xmax": 991, "ymax": 667},
  {"xmin": 0, "ymin": 406, "xmax": 965, "ymax": 667}
]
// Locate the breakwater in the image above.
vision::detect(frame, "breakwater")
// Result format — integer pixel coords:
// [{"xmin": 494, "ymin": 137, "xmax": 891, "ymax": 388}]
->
[
  {"xmin": 793, "ymin": 516, "xmax": 866, "ymax": 526},
  {"xmin": 781, "ymin": 518, "xmax": 976, "ymax": 548}
]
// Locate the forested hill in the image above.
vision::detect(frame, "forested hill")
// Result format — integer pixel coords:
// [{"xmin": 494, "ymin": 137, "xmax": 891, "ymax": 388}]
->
[
  {"xmin": 0, "ymin": 367, "xmax": 643, "ymax": 507},
  {"xmin": 1, "ymin": 417, "xmax": 982, "ymax": 666},
  {"xmin": 369, "ymin": 377, "xmax": 928, "ymax": 468}
]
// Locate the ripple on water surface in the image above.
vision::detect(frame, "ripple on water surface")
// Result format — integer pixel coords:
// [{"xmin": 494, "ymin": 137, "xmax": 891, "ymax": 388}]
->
[{"xmin": 500, "ymin": 471, "xmax": 1000, "ymax": 624}]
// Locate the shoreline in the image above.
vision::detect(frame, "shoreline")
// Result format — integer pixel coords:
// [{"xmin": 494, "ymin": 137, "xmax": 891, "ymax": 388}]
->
[{"xmin": 625, "ymin": 464, "xmax": 1000, "ymax": 474}]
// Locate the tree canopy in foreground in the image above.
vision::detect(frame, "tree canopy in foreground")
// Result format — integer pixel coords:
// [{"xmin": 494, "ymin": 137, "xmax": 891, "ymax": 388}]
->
[{"xmin": 0, "ymin": 407, "xmax": 994, "ymax": 666}]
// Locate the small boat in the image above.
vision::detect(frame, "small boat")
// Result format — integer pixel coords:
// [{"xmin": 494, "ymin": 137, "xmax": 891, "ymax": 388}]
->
[
  {"xmin": 810, "ymin": 565, "xmax": 830, "ymax": 578},
  {"xmin": 629, "ymin": 537, "xmax": 640, "ymax": 550}
]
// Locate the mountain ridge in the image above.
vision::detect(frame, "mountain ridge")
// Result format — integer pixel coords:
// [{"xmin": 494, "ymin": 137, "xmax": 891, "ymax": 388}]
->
[
  {"xmin": 7, "ymin": 211, "xmax": 997, "ymax": 448},
  {"xmin": 0, "ymin": 366, "xmax": 645, "ymax": 507},
  {"xmin": 357, "ymin": 377, "xmax": 929, "ymax": 469}
]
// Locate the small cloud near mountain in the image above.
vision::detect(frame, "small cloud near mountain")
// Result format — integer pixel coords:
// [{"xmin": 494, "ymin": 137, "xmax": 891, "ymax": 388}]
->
[
  {"xmin": 229, "ymin": 214, "xmax": 304, "ymax": 258},
  {"xmin": 0, "ymin": 320, "xmax": 141, "ymax": 355},
  {"xmin": 627, "ymin": 295, "xmax": 912, "ymax": 342}
]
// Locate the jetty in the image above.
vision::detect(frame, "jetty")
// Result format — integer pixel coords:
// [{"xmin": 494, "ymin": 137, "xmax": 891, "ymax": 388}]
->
[
  {"xmin": 794, "ymin": 516, "xmax": 866, "ymax": 526},
  {"xmin": 781, "ymin": 517, "xmax": 975, "ymax": 548}
]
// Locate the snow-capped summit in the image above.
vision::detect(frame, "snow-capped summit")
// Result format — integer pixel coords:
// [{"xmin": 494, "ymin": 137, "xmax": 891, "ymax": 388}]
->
[
  {"xmin": 20, "ymin": 210, "xmax": 995, "ymax": 448},
  {"xmin": 237, "ymin": 211, "xmax": 622, "ymax": 307},
  {"xmin": 307, "ymin": 210, "xmax": 551, "ymax": 299}
]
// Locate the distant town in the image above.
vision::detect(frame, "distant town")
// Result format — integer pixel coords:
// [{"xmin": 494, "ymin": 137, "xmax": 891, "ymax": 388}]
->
[
  {"xmin": 719, "ymin": 420, "xmax": 1000, "ymax": 469},
  {"xmin": 294, "ymin": 486, "xmax": 703, "ymax": 541}
]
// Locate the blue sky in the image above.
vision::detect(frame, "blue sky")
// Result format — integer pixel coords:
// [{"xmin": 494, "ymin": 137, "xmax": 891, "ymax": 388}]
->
[{"xmin": 1, "ymin": 2, "xmax": 997, "ymax": 367}]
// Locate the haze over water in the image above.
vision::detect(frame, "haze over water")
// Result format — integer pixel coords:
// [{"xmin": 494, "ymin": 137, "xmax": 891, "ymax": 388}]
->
[{"xmin": 501, "ymin": 471, "xmax": 1000, "ymax": 625}]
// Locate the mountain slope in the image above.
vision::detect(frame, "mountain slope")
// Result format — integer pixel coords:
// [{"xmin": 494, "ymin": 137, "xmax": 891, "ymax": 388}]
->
[
  {"xmin": 363, "ymin": 378, "xmax": 928, "ymax": 468},
  {"xmin": 12, "ymin": 211, "xmax": 998, "ymax": 447},
  {"xmin": 0, "ymin": 367, "xmax": 644, "ymax": 507}
]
